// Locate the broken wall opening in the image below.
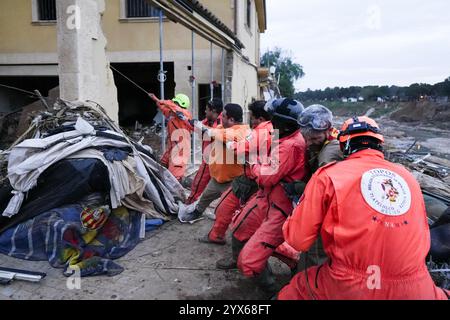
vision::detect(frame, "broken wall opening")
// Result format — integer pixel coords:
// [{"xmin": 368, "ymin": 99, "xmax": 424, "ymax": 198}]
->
[
  {"xmin": 0, "ymin": 76, "xmax": 59, "ymax": 149},
  {"xmin": 0, "ymin": 76, "xmax": 59, "ymax": 113},
  {"xmin": 111, "ymin": 62, "xmax": 175, "ymax": 127}
]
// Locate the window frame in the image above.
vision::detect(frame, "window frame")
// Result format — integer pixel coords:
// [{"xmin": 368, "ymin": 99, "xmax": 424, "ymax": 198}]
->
[
  {"xmin": 246, "ymin": 0, "xmax": 252, "ymax": 29},
  {"xmin": 119, "ymin": 0, "xmax": 165, "ymax": 22},
  {"xmin": 31, "ymin": 0, "xmax": 57, "ymax": 24}
]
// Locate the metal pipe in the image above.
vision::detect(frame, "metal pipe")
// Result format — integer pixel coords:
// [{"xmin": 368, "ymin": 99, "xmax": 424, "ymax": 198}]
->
[
  {"xmin": 159, "ymin": 9, "xmax": 166, "ymax": 153},
  {"xmin": 221, "ymin": 48, "xmax": 225, "ymax": 102},
  {"xmin": 191, "ymin": 31, "xmax": 196, "ymax": 163},
  {"xmin": 210, "ymin": 42, "xmax": 214, "ymax": 100},
  {"xmin": 34, "ymin": 90, "xmax": 50, "ymax": 111}
]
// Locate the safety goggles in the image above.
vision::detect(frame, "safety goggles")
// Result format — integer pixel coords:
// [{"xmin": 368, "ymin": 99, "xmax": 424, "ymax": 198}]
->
[{"xmin": 298, "ymin": 118, "xmax": 332, "ymax": 131}]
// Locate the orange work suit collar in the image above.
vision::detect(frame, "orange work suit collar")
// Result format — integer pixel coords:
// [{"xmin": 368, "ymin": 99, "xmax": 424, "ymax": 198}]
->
[{"xmin": 346, "ymin": 148, "xmax": 384, "ymax": 161}]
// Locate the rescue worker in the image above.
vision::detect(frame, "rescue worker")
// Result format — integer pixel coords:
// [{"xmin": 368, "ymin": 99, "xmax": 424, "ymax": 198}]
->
[
  {"xmin": 278, "ymin": 116, "xmax": 450, "ymax": 300},
  {"xmin": 198, "ymin": 100, "xmax": 273, "ymax": 245},
  {"xmin": 219, "ymin": 98, "xmax": 308, "ymax": 293},
  {"xmin": 274, "ymin": 104, "xmax": 343, "ymax": 271},
  {"xmin": 179, "ymin": 104, "xmax": 250, "ymax": 223},
  {"xmin": 186, "ymin": 98, "xmax": 223, "ymax": 204},
  {"xmin": 149, "ymin": 93, "xmax": 192, "ymax": 182}
]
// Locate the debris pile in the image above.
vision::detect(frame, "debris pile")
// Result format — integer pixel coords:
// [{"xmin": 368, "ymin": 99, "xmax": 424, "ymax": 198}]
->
[
  {"xmin": 125, "ymin": 121, "xmax": 164, "ymax": 160},
  {"xmin": 0, "ymin": 99, "xmax": 185, "ymax": 277},
  {"xmin": 386, "ymin": 141, "xmax": 450, "ymax": 288}
]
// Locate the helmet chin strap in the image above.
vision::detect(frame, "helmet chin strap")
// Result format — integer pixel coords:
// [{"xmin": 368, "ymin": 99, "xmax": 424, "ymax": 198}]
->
[
  {"xmin": 343, "ymin": 136, "xmax": 352, "ymax": 158},
  {"xmin": 343, "ymin": 137, "xmax": 383, "ymax": 157}
]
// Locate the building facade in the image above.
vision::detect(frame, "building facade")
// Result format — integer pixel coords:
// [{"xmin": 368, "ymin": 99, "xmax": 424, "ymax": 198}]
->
[{"xmin": 0, "ymin": 0, "xmax": 266, "ymax": 125}]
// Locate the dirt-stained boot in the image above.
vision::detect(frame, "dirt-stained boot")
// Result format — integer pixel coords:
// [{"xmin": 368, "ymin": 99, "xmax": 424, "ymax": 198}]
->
[
  {"xmin": 216, "ymin": 236, "xmax": 245, "ymax": 269},
  {"xmin": 256, "ymin": 263, "xmax": 278, "ymax": 295}
]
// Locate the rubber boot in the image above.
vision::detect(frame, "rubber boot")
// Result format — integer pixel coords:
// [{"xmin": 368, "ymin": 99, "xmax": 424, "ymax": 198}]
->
[
  {"xmin": 256, "ymin": 263, "xmax": 277, "ymax": 295},
  {"xmin": 216, "ymin": 236, "xmax": 245, "ymax": 269}
]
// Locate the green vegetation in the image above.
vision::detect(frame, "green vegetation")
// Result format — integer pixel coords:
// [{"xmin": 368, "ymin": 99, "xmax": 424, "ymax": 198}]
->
[
  {"xmin": 261, "ymin": 48, "xmax": 305, "ymax": 97},
  {"xmin": 295, "ymin": 77, "xmax": 450, "ymax": 102}
]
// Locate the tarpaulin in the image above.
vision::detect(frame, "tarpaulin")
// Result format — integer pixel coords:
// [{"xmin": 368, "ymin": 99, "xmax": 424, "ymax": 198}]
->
[
  {"xmin": 0, "ymin": 205, "xmax": 142, "ymax": 277},
  {"xmin": 0, "ymin": 158, "xmax": 110, "ymax": 234}
]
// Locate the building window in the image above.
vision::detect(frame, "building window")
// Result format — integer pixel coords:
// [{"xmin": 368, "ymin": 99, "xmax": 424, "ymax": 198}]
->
[
  {"xmin": 126, "ymin": 0, "xmax": 160, "ymax": 18},
  {"xmin": 246, "ymin": 0, "xmax": 251, "ymax": 28},
  {"xmin": 37, "ymin": 0, "xmax": 56, "ymax": 21}
]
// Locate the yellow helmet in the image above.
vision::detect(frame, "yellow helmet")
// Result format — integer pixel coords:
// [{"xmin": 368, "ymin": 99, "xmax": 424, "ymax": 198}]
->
[{"xmin": 172, "ymin": 94, "xmax": 190, "ymax": 109}]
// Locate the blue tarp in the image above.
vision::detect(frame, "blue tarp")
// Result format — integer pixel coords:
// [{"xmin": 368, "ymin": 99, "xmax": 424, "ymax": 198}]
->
[{"xmin": 0, "ymin": 204, "xmax": 143, "ymax": 277}]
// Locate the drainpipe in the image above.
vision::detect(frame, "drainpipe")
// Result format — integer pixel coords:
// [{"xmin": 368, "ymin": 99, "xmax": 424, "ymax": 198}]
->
[
  {"xmin": 234, "ymin": 0, "xmax": 238, "ymax": 35},
  {"xmin": 191, "ymin": 31, "xmax": 196, "ymax": 163},
  {"xmin": 221, "ymin": 48, "xmax": 225, "ymax": 102},
  {"xmin": 210, "ymin": 42, "xmax": 214, "ymax": 100},
  {"xmin": 158, "ymin": 9, "xmax": 166, "ymax": 153}
]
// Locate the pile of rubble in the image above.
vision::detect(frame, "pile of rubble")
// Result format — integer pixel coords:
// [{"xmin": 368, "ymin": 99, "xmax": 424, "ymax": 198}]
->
[
  {"xmin": 0, "ymin": 99, "xmax": 185, "ymax": 278},
  {"xmin": 385, "ymin": 143, "xmax": 450, "ymax": 289}
]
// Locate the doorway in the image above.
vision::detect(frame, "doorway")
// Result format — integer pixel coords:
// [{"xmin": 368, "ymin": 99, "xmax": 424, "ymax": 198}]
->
[
  {"xmin": 197, "ymin": 83, "xmax": 222, "ymax": 120},
  {"xmin": 111, "ymin": 62, "xmax": 175, "ymax": 127}
]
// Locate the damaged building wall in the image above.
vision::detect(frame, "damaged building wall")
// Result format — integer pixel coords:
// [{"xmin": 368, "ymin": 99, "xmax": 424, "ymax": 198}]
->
[
  {"xmin": 56, "ymin": 0, "xmax": 119, "ymax": 122},
  {"xmin": 0, "ymin": 0, "xmax": 265, "ymax": 124},
  {"xmin": 230, "ymin": 0, "xmax": 262, "ymax": 121}
]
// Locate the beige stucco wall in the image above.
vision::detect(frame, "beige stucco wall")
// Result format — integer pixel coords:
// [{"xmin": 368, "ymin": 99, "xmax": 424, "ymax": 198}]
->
[
  {"xmin": 235, "ymin": 0, "xmax": 259, "ymax": 66},
  {"xmin": 0, "ymin": 0, "xmax": 57, "ymax": 53},
  {"xmin": 0, "ymin": 0, "xmax": 262, "ymax": 117},
  {"xmin": 0, "ymin": 0, "xmax": 234, "ymax": 54},
  {"xmin": 231, "ymin": 0, "xmax": 260, "ymax": 120},
  {"xmin": 231, "ymin": 53, "xmax": 258, "ymax": 122}
]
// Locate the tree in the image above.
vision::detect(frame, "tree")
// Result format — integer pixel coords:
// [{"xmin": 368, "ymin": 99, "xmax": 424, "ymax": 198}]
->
[
  {"xmin": 261, "ymin": 48, "xmax": 305, "ymax": 97},
  {"xmin": 434, "ymin": 77, "xmax": 450, "ymax": 97},
  {"xmin": 295, "ymin": 76, "xmax": 450, "ymax": 102}
]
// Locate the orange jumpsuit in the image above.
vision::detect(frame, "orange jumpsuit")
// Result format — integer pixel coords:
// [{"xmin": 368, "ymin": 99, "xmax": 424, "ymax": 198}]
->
[
  {"xmin": 157, "ymin": 100, "xmax": 193, "ymax": 181},
  {"xmin": 186, "ymin": 115, "xmax": 222, "ymax": 204},
  {"xmin": 208, "ymin": 121, "xmax": 273, "ymax": 242},
  {"xmin": 279, "ymin": 149, "xmax": 449, "ymax": 300},
  {"xmin": 230, "ymin": 130, "xmax": 308, "ymax": 277},
  {"xmin": 274, "ymin": 129, "xmax": 343, "ymax": 269}
]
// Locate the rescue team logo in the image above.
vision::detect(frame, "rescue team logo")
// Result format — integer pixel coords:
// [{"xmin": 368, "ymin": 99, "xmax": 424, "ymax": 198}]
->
[
  {"xmin": 361, "ymin": 169, "xmax": 411, "ymax": 216},
  {"xmin": 381, "ymin": 179, "xmax": 399, "ymax": 202}
]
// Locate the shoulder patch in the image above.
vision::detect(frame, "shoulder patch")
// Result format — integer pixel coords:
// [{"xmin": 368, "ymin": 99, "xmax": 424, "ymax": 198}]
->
[
  {"xmin": 313, "ymin": 160, "xmax": 338, "ymax": 176},
  {"xmin": 317, "ymin": 160, "xmax": 338, "ymax": 171},
  {"xmin": 360, "ymin": 168, "xmax": 411, "ymax": 216}
]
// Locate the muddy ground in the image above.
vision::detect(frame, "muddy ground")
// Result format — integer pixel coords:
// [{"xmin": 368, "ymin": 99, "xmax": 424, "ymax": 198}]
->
[
  {"xmin": 0, "ymin": 107, "xmax": 449, "ymax": 300},
  {"xmin": 0, "ymin": 202, "xmax": 291, "ymax": 300}
]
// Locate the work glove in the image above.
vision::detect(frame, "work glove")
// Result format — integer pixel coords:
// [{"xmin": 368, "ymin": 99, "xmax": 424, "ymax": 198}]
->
[
  {"xmin": 194, "ymin": 120, "xmax": 204, "ymax": 130},
  {"xmin": 175, "ymin": 111, "xmax": 186, "ymax": 121},
  {"xmin": 148, "ymin": 93, "xmax": 159, "ymax": 103},
  {"xmin": 194, "ymin": 121, "xmax": 212, "ymax": 137},
  {"xmin": 281, "ymin": 180, "xmax": 307, "ymax": 199},
  {"xmin": 203, "ymin": 128, "xmax": 212, "ymax": 137},
  {"xmin": 293, "ymin": 180, "xmax": 307, "ymax": 195},
  {"xmin": 226, "ymin": 141, "xmax": 237, "ymax": 150},
  {"xmin": 232, "ymin": 176, "xmax": 258, "ymax": 203}
]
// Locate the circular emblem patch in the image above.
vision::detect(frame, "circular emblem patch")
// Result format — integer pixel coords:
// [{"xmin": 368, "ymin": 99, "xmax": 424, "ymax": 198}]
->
[{"xmin": 361, "ymin": 168, "xmax": 411, "ymax": 216}]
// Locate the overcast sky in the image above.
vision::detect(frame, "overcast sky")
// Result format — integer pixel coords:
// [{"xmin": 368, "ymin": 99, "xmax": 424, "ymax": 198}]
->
[{"xmin": 260, "ymin": 0, "xmax": 450, "ymax": 91}]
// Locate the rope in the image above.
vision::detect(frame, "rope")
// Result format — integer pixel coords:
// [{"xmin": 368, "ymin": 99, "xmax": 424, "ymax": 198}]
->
[
  {"xmin": 109, "ymin": 65, "xmax": 151, "ymax": 96},
  {"xmin": 0, "ymin": 83, "xmax": 40, "ymax": 97}
]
